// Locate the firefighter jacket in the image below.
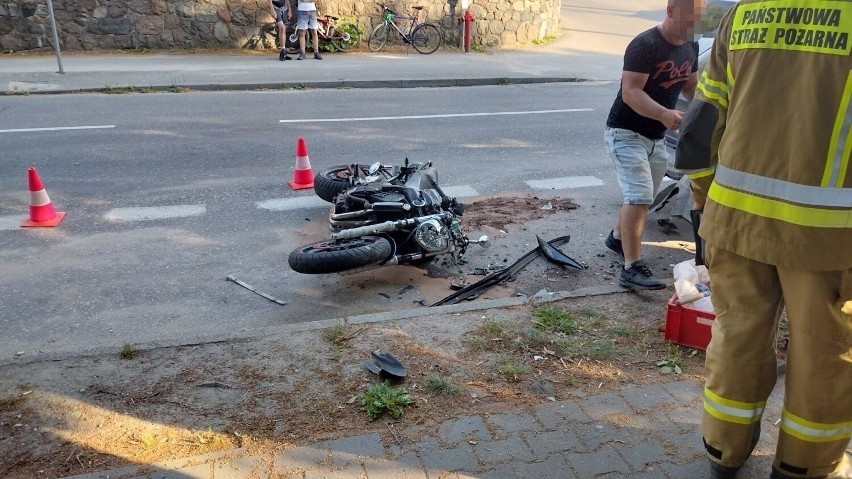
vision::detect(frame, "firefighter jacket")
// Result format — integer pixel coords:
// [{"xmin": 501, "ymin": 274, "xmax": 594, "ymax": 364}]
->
[{"xmin": 695, "ymin": 0, "xmax": 852, "ymax": 271}]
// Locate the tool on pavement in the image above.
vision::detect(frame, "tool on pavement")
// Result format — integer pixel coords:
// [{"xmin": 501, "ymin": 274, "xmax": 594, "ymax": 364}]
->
[{"xmin": 226, "ymin": 275, "xmax": 287, "ymax": 305}]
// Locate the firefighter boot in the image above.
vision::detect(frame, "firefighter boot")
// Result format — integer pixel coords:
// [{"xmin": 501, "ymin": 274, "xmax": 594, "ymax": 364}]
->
[{"xmin": 691, "ymin": 209, "xmax": 704, "ymax": 266}]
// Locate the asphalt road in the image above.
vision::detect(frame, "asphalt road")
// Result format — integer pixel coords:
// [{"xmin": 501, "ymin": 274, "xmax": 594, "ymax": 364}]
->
[{"xmin": 0, "ymin": 83, "xmax": 696, "ymax": 362}]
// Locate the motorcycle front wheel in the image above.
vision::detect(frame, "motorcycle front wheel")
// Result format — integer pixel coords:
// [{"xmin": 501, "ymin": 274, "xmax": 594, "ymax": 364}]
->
[
  {"xmin": 288, "ymin": 236, "xmax": 393, "ymax": 274},
  {"xmin": 313, "ymin": 164, "xmax": 371, "ymax": 202}
]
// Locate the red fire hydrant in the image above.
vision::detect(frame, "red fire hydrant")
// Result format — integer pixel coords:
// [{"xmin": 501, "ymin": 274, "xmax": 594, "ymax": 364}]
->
[{"xmin": 463, "ymin": 10, "xmax": 475, "ymax": 53}]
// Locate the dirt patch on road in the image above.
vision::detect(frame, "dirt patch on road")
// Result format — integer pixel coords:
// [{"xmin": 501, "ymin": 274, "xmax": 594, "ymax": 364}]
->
[
  {"xmin": 462, "ymin": 194, "xmax": 579, "ymax": 231},
  {"xmin": 0, "ymin": 290, "xmax": 747, "ymax": 479}
]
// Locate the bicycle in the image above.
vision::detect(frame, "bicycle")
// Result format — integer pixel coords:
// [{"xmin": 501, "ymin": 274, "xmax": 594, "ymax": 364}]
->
[
  {"xmin": 288, "ymin": 14, "xmax": 357, "ymax": 53},
  {"xmin": 368, "ymin": 4, "xmax": 442, "ymax": 54}
]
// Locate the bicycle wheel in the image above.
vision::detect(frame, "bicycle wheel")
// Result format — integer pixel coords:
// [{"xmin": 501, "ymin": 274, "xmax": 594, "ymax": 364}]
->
[
  {"xmin": 368, "ymin": 23, "xmax": 390, "ymax": 52},
  {"xmin": 411, "ymin": 23, "xmax": 441, "ymax": 54}
]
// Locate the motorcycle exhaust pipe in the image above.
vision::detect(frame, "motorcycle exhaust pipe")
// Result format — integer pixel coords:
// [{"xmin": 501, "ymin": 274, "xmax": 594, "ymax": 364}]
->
[
  {"xmin": 331, "ymin": 214, "xmax": 445, "ymax": 240},
  {"xmin": 330, "ymin": 209, "xmax": 372, "ymax": 220}
]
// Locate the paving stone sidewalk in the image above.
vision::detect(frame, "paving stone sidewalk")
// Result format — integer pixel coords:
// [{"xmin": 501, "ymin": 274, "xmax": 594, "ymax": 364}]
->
[{"xmin": 65, "ymin": 379, "xmax": 785, "ymax": 479}]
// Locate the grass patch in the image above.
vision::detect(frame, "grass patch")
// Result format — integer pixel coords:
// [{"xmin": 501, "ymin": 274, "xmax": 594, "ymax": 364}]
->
[
  {"xmin": 471, "ymin": 43, "xmax": 485, "ymax": 52},
  {"xmin": 4, "ymin": 90, "xmax": 29, "ymax": 96},
  {"xmin": 321, "ymin": 323, "xmax": 347, "ymax": 344},
  {"xmin": 103, "ymin": 85, "xmax": 149, "ymax": 94},
  {"xmin": 588, "ymin": 338, "xmax": 617, "ymax": 360},
  {"xmin": 481, "ymin": 320, "xmax": 503, "ymax": 337},
  {"xmin": 166, "ymin": 85, "xmax": 190, "ymax": 93},
  {"xmin": 360, "ymin": 380, "xmax": 413, "ymax": 421},
  {"xmin": 533, "ymin": 306, "xmax": 577, "ymax": 335},
  {"xmin": 424, "ymin": 374, "xmax": 457, "ymax": 396},
  {"xmin": 119, "ymin": 343, "xmax": 136, "ymax": 359},
  {"xmin": 532, "ymin": 34, "xmax": 558, "ymax": 45},
  {"xmin": 608, "ymin": 324, "xmax": 636, "ymax": 337},
  {"xmin": 497, "ymin": 356, "xmax": 532, "ymax": 381},
  {"xmin": 293, "ymin": 83, "xmax": 307, "ymax": 90},
  {"xmin": 574, "ymin": 306, "xmax": 606, "ymax": 328}
]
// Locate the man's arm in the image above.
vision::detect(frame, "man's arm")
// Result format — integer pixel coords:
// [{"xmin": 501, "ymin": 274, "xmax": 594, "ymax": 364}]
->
[
  {"xmin": 621, "ymin": 71, "xmax": 683, "ymax": 130},
  {"xmin": 681, "ymin": 71, "xmax": 698, "ymax": 101},
  {"xmin": 268, "ymin": 0, "xmax": 277, "ymax": 19}
]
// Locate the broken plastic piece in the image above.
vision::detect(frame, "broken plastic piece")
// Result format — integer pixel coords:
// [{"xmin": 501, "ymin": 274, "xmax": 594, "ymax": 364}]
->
[{"xmin": 536, "ymin": 235, "xmax": 585, "ymax": 270}]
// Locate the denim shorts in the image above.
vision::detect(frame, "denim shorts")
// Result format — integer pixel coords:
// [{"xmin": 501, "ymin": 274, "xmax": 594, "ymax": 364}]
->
[
  {"xmin": 273, "ymin": 6, "xmax": 288, "ymax": 23},
  {"xmin": 604, "ymin": 127, "xmax": 669, "ymax": 205},
  {"xmin": 297, "ymin": 10, "xmax": 318, "ymax": 30}
]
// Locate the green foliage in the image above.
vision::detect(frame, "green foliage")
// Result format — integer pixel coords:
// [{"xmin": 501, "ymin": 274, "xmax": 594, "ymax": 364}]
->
[
  {"xmin": 608, "ymin": 324, "xmax": 636, "ymax": 337},
  {"xmin": 588, "ymin": 338, "xmax": 616, "ymax": 360},
  {"xmin": 701, "ymin": 4, "xmax": 730, "ymax": 36},
  {"xmin": 533, "ymin": 307, "xmax": 577, "ymax": 335},
  {"xmin": 424, "ymin": 374, "xmax": 458, "ymax": 396},
  {"xmin": 336, "ymin": 18, "xmax": 365, "ymax": 46},
  {"xmin": 657, "ymin": 343, "xmax": 684, "ymax": 374},
  {"xmin": 360, "ymin": 381, "xmax": 413, "ymax": 420},
  {"xmin": 470, "ymin": 43, "xmax": 485, "ymax": 52},
  {"xmin": 120, "ymin": 342, "xmax": 136, "ymax": 359},
  {"xmin": 497, "ymin": 356, "xmax": 532, "ymax": 381},
  {"xmin": 103, "ymin": 85, "xmax": 149, "ymax": 94}
]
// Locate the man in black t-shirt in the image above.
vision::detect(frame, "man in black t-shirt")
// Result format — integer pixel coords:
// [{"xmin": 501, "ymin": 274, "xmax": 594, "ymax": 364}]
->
[
  {"xmin": 603, "ymin": 0, "xmax": 702, "ymax": 290},
  {"xmin": 268, "ymin": 0, "xmax": 292, "ymax": 61}
]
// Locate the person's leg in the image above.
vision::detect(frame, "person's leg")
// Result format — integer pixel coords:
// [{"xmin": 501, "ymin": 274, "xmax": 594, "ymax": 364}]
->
[
  {"xmin": 309, "ymin": 12, "xmax": 322, "ymax": 58},
  {"xmin": 297, "ymin": 10, "xmax": 307, "ymax": 58},
  {"xmin": 702, "ymin": 246, "xmax": 783, "ymax": 472},
  {"xmin": 312, "ymin": 28, "xmax": 319, "ymax": 52},
  {"xmin": 771, "ymin": 267, "xmax": 852, "ymax": 478}
]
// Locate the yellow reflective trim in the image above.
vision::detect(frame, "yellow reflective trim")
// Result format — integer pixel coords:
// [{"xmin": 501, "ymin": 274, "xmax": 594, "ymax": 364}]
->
[
  {"xmin": 825, "ymin": 70, "xmax": 852, "ymax": 187},
  {"xmin": 705, "ymin": 387, "xmax": 766, "ymax": 410},
  {"xmin": 687, "ymin": 168, "xmax": 716, "ymax": 180},
  {"xmin": 780, "ymin": 406, "xmax": 852, "ymax": 443},
  {"xmin": 698, "ymin": 84, "xmax": 730, "ymax": 109},
  {"xmin": 730, "ymin": 1, "xmax": 852, "ymax": 56},
  {"xmin": 726, "ymin": 62, "xmax": 735, "ymax": 90},
  {"xmin": 708, "ymin": 183, "xmax": 852, "ymax": 228},
  {"xmin": 700, "ymin": 70, "xmax": 729, "ymax": 95},
  {"xmin": 704, "ymin": 402, "xmax": 760, "ymax": 425}
]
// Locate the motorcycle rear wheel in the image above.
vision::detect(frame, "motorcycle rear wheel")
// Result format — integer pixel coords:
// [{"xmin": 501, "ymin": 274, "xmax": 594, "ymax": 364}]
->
[
  {"xmin": 288, "ymin": 236, "xmax": 393, "ymax": 274},
  {"xmin": 313, "ymin": 164, "xmax": 371, "ymax": 202}
]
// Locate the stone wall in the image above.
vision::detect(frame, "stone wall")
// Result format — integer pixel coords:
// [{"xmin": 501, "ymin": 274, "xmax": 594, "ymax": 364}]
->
[{"xmin": 0, "ymin": 0, "xmax": 560, "ymax": 52}]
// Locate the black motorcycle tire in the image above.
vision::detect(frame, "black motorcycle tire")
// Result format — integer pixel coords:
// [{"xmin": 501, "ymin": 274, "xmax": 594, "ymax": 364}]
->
[
  {"xmin": 313, "ymin": 164, "xmax": 370, "ymax": 203},
  {"xmin": 288, "ymin": 236, "xmax": 393, "ymax": 274}
]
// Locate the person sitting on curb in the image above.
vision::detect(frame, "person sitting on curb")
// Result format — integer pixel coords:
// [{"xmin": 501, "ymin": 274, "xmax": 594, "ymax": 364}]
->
[
  {"xmin": 296, "ymin": 0, "xmax": 322, "ymax": 60},
  {"xmin": 267, "ymin": 0, "xmax": 292, "ymax": 61}
]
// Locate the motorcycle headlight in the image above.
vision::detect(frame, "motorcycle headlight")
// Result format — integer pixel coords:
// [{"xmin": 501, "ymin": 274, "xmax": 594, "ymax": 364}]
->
[{"xmin": 414, "ymin": 219, "xmax": 449, "ymax": 252}]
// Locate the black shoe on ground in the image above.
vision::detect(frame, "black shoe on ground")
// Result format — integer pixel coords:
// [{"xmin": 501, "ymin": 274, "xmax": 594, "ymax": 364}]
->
[
  {"xmin": 297, "ymin": 51, "xmax": 306, "ymax": 60},
  {"xmin": 314, "ymin": 51, "xmax": 323, "ymax": 60},
  {"xmin": 279, "ymin": 49, "xmax": 291, "ymax": 61},
  {"xmin": 620, "ymin": 260, "xmax": 666, "ymax": 290},
  {"xmin": 605, "ymin": 230, "xmax": 624, "ymax": 257}
]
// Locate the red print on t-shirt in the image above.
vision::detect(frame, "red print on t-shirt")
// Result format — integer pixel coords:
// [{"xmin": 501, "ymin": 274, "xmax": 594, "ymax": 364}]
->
[{"xmin": 652, "ymin": 60, "xmax": 692, "ymax": 89}]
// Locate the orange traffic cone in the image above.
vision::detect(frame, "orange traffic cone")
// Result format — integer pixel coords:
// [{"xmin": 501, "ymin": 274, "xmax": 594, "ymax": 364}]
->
[
  {"xmin": 21, "ymin": 167, "xmax": 65, "ymax": 228},
  {"xmin": 288, "ymin": 136, "xmax": 315, "ymax": 190}
]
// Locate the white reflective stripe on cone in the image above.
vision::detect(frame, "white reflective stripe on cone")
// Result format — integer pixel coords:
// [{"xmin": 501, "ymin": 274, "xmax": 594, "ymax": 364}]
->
[{"xmin": 30, "ymin": 189, "xmax": 51, "ymax": 207}]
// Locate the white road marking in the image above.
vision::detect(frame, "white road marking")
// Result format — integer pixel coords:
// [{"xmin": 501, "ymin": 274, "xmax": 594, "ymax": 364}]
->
[
  {"xmin": 525, "ymin": 176, "xmax": 604, "ymax": 190},
  {"xmin": 0, "ymin": 216, "xmax": 27, "ymax": 231},
  {"xmin": 0, "ymin": 125, "xmax": 116, "ymax": 134},
  {"xmin": 440, "ymin": 185, "xmax": 479, "ymax": 198},
  {"xmin": 256, "ymin": 195, "xmax": 328, "ymax": 211},
  {"xmin": 280, "ymin": 109, "xmax": 593, "ymax": 123},
  {"xmin": 104, "ymin": 205, "xmax": 206, "ymax": 222}
]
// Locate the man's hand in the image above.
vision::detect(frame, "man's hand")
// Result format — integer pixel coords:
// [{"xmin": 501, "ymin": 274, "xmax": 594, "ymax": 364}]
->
[{"xmin": 660, "ymin": 109, "xmax": 683, "ymax": 130}]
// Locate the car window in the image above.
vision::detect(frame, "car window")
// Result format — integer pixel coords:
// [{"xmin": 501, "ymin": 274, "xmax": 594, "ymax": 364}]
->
[{"xmin": 701, "ymin": 1, "xmax": 735, "ymax": 38}]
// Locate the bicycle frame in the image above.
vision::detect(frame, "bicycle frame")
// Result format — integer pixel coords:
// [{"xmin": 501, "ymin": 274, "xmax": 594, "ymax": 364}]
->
[{"xmin": 380, "ymin": 7, "xmax": 420, "ymax": 41}]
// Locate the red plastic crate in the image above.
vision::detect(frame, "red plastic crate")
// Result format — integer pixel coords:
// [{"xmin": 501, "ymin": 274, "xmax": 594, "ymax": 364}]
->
[{"xmin": 664, "ymin": 293, "xmax": 716, "ymax": 350}]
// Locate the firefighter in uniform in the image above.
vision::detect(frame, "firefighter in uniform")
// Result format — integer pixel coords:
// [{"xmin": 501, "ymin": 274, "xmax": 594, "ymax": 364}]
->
[{"xmin": 676, "ymin": 0, "xmax": 852, "ymax": 478}]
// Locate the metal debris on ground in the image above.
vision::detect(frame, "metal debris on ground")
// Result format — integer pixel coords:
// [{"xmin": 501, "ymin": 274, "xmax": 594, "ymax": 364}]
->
[
  {"xmin": 226, "ymin": 275, "xmax": 287, "ymax": 305},
  {"xmin": 398, "ymin": 285, "xmax": 415, "ymax": 295},
  {"xmin": 431, "ymin": 235, "xmax": 574, "ymax": 307}
]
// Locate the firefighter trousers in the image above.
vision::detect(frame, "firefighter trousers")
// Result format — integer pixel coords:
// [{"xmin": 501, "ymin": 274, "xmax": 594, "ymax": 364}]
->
[{"xmin": 702, "ymin": 246, "xmax": 852, "ymax": 478}]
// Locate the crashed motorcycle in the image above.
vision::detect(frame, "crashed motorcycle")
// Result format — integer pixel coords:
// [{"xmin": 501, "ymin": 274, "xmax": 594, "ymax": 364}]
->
[{"xmin": 288, "ymin": 159, "xmax": 488, "ymax": 274}]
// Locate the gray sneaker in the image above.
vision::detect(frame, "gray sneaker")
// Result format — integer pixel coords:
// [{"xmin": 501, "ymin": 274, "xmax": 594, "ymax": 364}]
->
[
  {"xmin": 605, "ymin": 230, "xmax": 624, "ymax": 257},
  {"xmin": 620, "ymin": 260, "xmax": 666, "ymax": 290}
]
